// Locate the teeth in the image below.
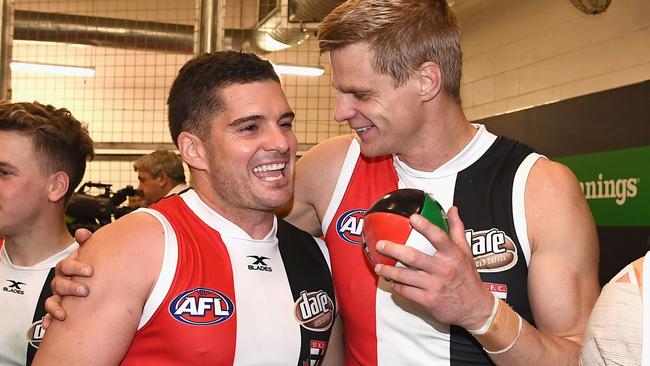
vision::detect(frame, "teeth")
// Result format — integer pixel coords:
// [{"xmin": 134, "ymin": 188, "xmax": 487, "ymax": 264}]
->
[
  {"xmin": 253, "ymin": 163, "xmax": 286, "ymax": 173},
  {"xmin": 356, "ymin": 127, "xmax": 371, "ymax": 133},
  {"xmin": 262, "ymin": 175, "xmax": 283, "ymax": 182}
]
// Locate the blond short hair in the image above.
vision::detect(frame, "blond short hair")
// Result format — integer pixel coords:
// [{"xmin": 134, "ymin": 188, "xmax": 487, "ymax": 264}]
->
[{"xmin": 318, "ymin": 0, "xmax": 462, "ymax": 104}]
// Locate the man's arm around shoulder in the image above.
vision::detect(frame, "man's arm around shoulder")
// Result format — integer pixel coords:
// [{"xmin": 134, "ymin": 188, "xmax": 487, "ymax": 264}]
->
[
  {"xmin": 282, "ymin": 134, "xmax": 355, "ymax": 236},
  {"xmin": 33, "ymin": 212, "xmax": 165, "ymax": 365}
]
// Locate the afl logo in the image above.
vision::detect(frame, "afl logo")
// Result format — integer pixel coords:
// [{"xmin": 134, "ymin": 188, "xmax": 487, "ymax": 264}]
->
[
  {"xmin": 335, "ymin": 209, "xmax": 366, "ymax": 245},
  {"xmin": 169, "ymin": 287, "xmax": 235, "ymax": 326}
]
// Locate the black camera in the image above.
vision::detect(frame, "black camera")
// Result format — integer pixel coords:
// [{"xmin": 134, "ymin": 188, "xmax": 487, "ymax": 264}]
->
[{"xmin": 65, "ymin": 182, "xmax": 142, "ymax": 233}]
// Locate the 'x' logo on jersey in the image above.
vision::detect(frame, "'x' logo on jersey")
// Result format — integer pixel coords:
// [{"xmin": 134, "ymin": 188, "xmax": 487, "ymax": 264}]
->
[
  {"xmin": 247, "ymin": 255, "xmax": 270, "ymax": 266},
  {"xmin": 6, "ymin": 280, "xmax": 26, "ymax": 290}
]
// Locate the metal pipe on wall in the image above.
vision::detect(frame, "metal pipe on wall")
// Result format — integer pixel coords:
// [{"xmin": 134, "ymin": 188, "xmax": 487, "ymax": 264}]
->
[
  {"xmin": 13, "ymin": 10, "xmax": 195, "ymax": 54},
  {"xmin": 198, "ymin": 0, "xmax": 225, "ymax": 54},
  {"xmin": 0, "ymin": 0, "xmax": 12, "ymax": 100}
]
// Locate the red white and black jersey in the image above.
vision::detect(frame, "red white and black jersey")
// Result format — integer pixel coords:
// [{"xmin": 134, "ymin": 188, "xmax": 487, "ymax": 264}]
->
[
  {"xmin": 322, "ymin": 125, "xmax": 540, "ymax": 365},
  {"xmin": 121, "ymin": 189, "xmax": 336, "ymax": 366},
  {"xmin": 0, "ymin": 240, "xmax": 78, "ymax": 366}
]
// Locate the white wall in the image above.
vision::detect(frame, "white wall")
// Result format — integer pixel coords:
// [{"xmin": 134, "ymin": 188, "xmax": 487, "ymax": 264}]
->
[{"xmin": 459, "ymin": 0, "xmax": 650, "ymax": 121}]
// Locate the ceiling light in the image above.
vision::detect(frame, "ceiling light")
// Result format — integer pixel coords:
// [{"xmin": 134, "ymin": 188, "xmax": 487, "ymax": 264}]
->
[
  {"xmin": 10, "ymin": 62, "xmax": 95, "ymax": 77},
  {"xmin": 273, "ymin": 64, "xmax": 324, "ymax": 77},
  {"xmin": 257, "ymin": 33, "xmax": 292, "ymax": 52}
]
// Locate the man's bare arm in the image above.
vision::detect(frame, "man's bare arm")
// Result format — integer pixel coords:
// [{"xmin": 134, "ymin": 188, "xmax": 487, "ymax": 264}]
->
[
  {"xmin": 34, "ymin": 213, "xmax": 164, "ymax": 365},
  {"xmin": 321, "ymin": 314, "xmax": 345, "ymax": 366},
  {"xmin": 373, "ymin": 158, "xmax": 599, "ymax": 366},
  {"xmin": 485, "ymin": 158, "xmax": 600, "ymax": 365}
]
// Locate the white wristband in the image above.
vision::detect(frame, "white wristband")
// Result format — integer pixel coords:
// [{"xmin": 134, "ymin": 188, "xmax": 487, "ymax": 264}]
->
[
  {"xmin": 467, "ymin": 293, "xmax": 499, "ymax": 335},
  {"xmin": 484, "ymin": 313, "xmax": 523, "ymax": 355}
]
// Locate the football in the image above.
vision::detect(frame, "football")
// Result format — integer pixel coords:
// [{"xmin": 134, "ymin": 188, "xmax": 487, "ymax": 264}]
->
[{"xmin": 362, "ymin": 188, "xmax": 449, "ymax": 267}]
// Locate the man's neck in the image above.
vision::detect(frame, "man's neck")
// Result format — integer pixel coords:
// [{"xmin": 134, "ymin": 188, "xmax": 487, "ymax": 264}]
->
[
  {"xmin": 3, "ymin": 219, "xmax": 73, "ymax": 267},
  {"xmin": 193, "ymin": 188, "xmax": 275, "ymax": 240},
  {"xmin": 396, "ymin": 102, "xmax": 477, "ymax": 172},
  {"xmin": 163, "ymin": 181, "xmax": 184, "ymax": 198}
]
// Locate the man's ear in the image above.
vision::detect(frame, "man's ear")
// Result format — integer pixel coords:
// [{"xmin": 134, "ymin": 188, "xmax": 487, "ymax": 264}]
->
[
  {"xmin": 418, "ymin": 62, "xmax": 443, "ymax": 102},
  {"xmin": 177, "ymin": 131, "xmax": 209, "ymax": 171},
  {"xmin": 48, "ymin": 171, "xmax": 69, "ymax": 203},
  {"xmin": 156, "ymin": 171, "xmax": 169, "ymax": 187}
]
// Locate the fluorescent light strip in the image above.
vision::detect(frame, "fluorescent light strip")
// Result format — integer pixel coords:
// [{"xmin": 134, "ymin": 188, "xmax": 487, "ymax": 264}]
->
[
  {"xmin": 261, "ymin": 33, "xmax": 292, "ymax": 52},
  {"xmin": 10, "ymin": 62, "xmax": 95, "ymax": 77},
  {"xmin": 273, "ymin": 64, "xmax": 324, "ymax": 77}
]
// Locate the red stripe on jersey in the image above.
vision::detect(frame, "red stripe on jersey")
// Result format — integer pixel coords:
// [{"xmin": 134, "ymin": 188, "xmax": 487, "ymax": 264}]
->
[
  {"xmin": 324, "ymin": 153, "xmax": 398, "ymax": 366},
  {"xmin": 120, "ymin": 195, "xmax": 237, "ymax": 365}
]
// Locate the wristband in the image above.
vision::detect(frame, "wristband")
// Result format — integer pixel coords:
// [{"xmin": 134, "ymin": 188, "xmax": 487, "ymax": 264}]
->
[
  {"xmin": 484, "ymin": 313, "xmax": 523, "ymax": 354},
  {"xmin": 467, "ymin": 293, "xmax": 499, "ymax": 335}
]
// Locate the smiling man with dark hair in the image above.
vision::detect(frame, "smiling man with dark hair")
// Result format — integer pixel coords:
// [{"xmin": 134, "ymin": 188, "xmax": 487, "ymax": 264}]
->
[{"xmin": 34, "ymin": 52, "xmax": 340, "ymax": 365}]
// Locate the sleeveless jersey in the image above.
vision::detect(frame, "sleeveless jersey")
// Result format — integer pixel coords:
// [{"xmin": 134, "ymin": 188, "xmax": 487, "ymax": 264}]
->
[
  {"xmin": 121, "ymin": 189, "xmax": 336, "ymax": 366},
  {"xmin": 322, "ymin": 125, "xmax": 541, "ymax": 365},
  {"xmin": 0, "ymin": 240, "xmax": 78, "ymax": 366}
]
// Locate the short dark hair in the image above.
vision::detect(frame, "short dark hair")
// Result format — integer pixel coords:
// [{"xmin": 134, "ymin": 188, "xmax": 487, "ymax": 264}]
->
[
  {"xmin": 0, "ymin": 101, "xmax": 95, "ymax": 201},
  {"xmin": 167, "ymin": 51, "xmax": 281, "ymax": 145}
]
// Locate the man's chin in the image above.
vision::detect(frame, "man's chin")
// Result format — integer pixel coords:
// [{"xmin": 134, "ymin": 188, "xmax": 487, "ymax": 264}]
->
[
  {"xmin": 359, "ymin": 143, "xmax": 389, "ymax": 158},
  {"xmin": 260, "ymin": 191, "xmax": 293, "ymax": 211}
]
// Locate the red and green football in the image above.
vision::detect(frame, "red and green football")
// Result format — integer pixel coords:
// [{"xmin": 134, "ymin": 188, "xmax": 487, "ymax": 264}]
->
[{"xmin": 362, "ymin": 188, "xmax": 449, "ymax": 267}]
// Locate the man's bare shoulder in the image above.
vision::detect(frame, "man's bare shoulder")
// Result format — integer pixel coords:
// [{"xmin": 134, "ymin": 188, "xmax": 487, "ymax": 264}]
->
[
  {"xmin": 528, "ymin": 157, "xmax": 579, "ymax": 186},
  {"xmin": 285, "ymin": 134, "xmax": 355, "ymax": 235},
  {"xmin": 34, "ymin": 211, "xmax": 165, "ymax": 365},
  {"xmin": 525, "ymin": 156, "xmax": 598, "ymax": 251},
  {"xmin": 297, "ymin": 134, "xmax": 355, "ymax": 193},
  {"xmin": 76, "ymin": 211, "xmax": 165, "ymax": 277},
  {"xmin": 299, "ymin": 134, "xmax": 355, "ymax": 167},
  {"xmin": 85, "ymin": 211, "xmax": 162, "ymax": 247}
]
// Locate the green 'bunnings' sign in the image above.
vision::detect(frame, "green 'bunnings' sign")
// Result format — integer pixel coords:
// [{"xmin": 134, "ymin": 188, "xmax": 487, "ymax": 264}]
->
[{"xmin": 555, "ymin": 146, "xmax": 649, "ymax": 227}]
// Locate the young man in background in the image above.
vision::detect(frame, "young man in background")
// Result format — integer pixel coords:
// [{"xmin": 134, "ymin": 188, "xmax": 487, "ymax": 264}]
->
[{"xmin": 0, "ymin": 101, "xmax": 94, "ymax": 365}]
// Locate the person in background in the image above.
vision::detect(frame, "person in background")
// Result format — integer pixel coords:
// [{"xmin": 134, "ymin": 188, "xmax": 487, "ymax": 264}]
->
[
  {"xmin": 133, "ymin": 149, "xmax": 188, "ymax": 205},
  {"xmin": 579, "ymin": 252, "xmax": 648, "ymax": 366},
  {"xmin": 126, "ymin": 192, "xmax": 146, "ymax": 209},
  {"xmin": 0, "ymin": 101, "xmax": 94, "ymax": 365},
  {"xmin": 34, "ymin": 51, "xmax": 340, "ymax": 365}
]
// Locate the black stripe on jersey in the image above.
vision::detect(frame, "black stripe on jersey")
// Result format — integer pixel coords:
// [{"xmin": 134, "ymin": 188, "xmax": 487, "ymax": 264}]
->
[
  {"xmin": 26, "ymin": 268, "xmax": 55, "ymax": 365},
  {"xmin": 277, "ymin": 219, "xmax": 336, "ymax": 366},
  {"xmin": 449, "ymin": 137, "xmax": 535, "ymax": 366}
]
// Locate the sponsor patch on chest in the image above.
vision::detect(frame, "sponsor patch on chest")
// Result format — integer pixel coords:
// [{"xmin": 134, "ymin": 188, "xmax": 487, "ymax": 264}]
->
[
  {"xmin": 466, "ymin": 228, "xmax": 518, "ymax": 273},
  {"xmin": 27, "ymin": 318, "xmax": 46, "ymax": 348},
  {"xmin": 294, "ymin": 290, "xmax": 334, "ymax": 332}
]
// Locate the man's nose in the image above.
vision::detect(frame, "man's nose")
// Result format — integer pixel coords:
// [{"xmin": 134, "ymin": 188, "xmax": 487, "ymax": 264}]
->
[{"xmin": 333, "ymin": 94, "xmax": 355, "ymax": 123}]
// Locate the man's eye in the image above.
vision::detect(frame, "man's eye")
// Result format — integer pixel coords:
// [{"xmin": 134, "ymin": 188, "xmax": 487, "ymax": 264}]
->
[
  {"xmin": 354, "ymin": 93, "xmax": 370, "ymax": 100},
  {"xmin": 241, "ymin": 124, "xmax": 258, "ymax": 132},
  {"xmin": 280, "ymin": 120, "xmax": 294, "ymax": 130}
]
